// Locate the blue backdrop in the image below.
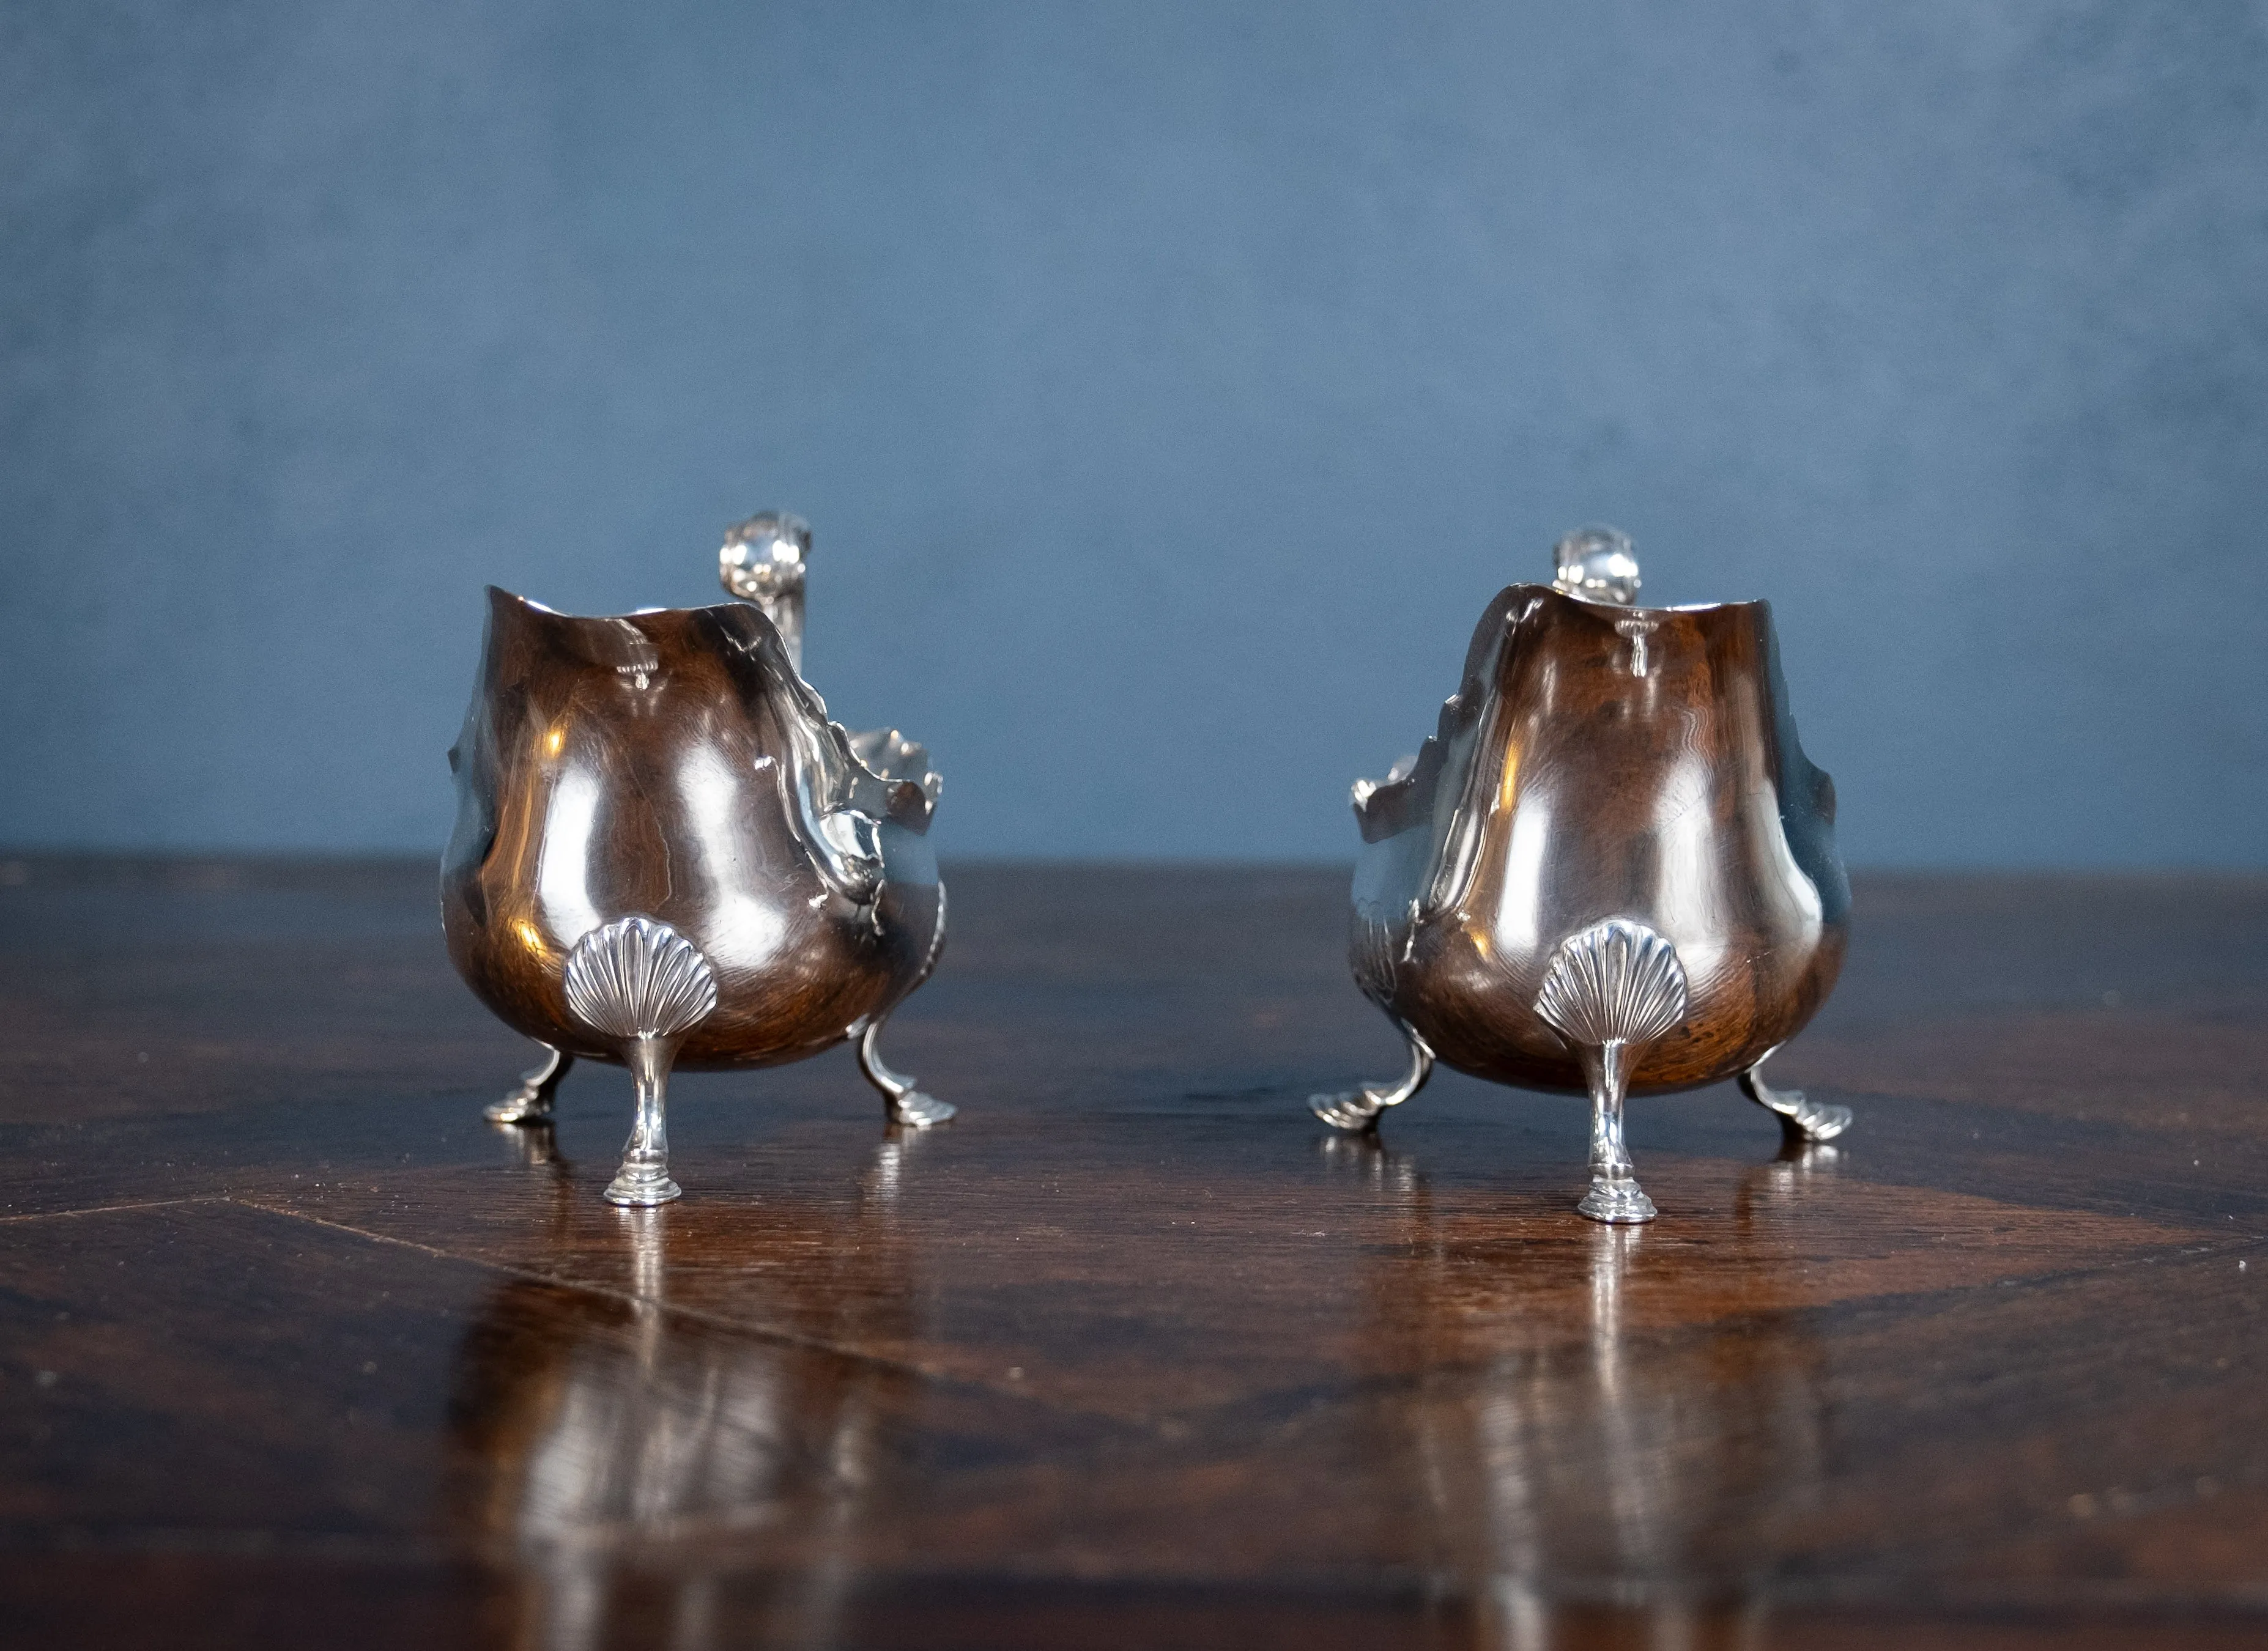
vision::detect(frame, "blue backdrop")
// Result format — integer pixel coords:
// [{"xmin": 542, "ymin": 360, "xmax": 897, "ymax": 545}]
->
[{"xmin": 4, "ymin": 1, "xmax": 2263, "ymax": 863}]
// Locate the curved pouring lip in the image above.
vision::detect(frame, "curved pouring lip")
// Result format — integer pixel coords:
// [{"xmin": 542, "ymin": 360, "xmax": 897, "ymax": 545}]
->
[
  {"xmin": 1354, "ymin": 585, "xmax": 1775, "ymax": 845},
  {"xmin": 440, "ymin": 585, "xmax": 944, "ymax": 1071},
  {"xmin": 477, "ymin": 587, "xmax": 941, "ymax": 827},
  {"xmin": 1351, "ymin": 581, "xmax": 1848, "ymax": 1098}
]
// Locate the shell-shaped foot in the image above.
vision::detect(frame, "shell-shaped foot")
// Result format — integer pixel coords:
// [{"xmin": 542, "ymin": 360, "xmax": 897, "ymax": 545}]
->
[
  {"xmin": 1535, "ymin": 919, "xmax": 1689, "ymax": 1047},
  {"xmin": 565, "ymin": 918, "xmax": 717, "ymax": 1041},
  {"xmin": 890, "ymin": 1090, "xmax": 957, "ymax": 1129},
  {"xmin": 1577, "ymin": 1181, "xmax": 1659, "ymax": 1224}
]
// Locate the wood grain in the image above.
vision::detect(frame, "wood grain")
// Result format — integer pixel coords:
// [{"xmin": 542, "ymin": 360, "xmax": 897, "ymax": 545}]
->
[{"xmin": 1, "ymin": 857, "xmax": 2264, "ymax": 1647}]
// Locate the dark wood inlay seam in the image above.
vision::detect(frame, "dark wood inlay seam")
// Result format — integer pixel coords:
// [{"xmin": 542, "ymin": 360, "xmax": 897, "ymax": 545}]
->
[
  {"xmin": 220, "ymin": 1194, "xmax": 1139, "ymax": 1428},
  {"xmin": 0, "ymin": 1195, "xmax": 219, "ymax": 1226}
]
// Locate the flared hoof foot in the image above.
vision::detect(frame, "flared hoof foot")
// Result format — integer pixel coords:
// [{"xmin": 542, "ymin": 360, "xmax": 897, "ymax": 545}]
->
[
  {"xmin": 485, "ymin": 1093, "xmax": 552, "ymax": 1126},
  {"xmin": 604, "ymin": 1164, "xmax": 682, "ymax": 1206},
  {"xmin": 859, "ymin": 1019, "xmax": 959, "ymax": 1131},
  {"xmin": 1577, "ymin": 1181, "xmax": 1658, "ymax": 1224},
  {"xmin": 1779, "ymin": 1096, "xmax": 1853, "ymax": 1144},
  {"xmin": 1310, "ymin": 1091, "xmax": 1383, "ymax": 1134},
  {"xmin": 486, "ymin": 1047, "xmax": 571, "ymax": 1125},
  {"xmin": 889, "ymin": 1090, "xmax": 957, "ymax": 1129},
  {"xmin": 1741, "ymin": 1061, "xmax": 1854, "ymax": 1147},
  {"xmin": 1309, "ymin": 1026, "xmax": 1431, "ymax": 1135}
]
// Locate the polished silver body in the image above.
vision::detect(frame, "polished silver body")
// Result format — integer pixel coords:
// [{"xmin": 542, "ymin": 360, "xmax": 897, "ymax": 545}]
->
[
  {"xmin": 1311, "ymin": 532, "xmax": 1852, "ymax": 1222},
  {"xmin": 444, "ymin": 512, "xmax": 952, "ymax": 1205}
]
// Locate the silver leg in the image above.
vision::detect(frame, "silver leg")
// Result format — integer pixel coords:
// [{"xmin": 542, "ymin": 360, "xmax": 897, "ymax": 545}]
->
[
  {"xmin": 562, "ymin": 915, "xmax": 717, "ymax": 1208},
  {"xmin": 1575, "ymin": 1040, "xmax": 1656, "ymax": 1224},
  {"xmin": 606, "ymin": 1035, "xmax": 683, "ymax": 1206},
  {"xmin": 1310, "ymin": 1022, "xmax": 1433, "ymax": 1132},
  {"xmin": 1739, "ymin": 1049, "xmax": 1853, "ymax": 1143},
  {"xmin": 858, "ymin": 1014, "xmax": 955, "ymax": 1128},
  {"xmin": 486, "ymin": 1044, "xmax": 573, "ymax": 1124},
  {"xmin": 1535, "ymin": 919, "xmax": 1689, "ymax": 1226}
]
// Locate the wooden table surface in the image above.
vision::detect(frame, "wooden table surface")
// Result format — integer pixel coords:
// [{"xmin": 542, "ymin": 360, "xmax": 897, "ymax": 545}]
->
[{"xmin": 2, "ymin": 859, "xmax": 2266, "ymax": 1649}]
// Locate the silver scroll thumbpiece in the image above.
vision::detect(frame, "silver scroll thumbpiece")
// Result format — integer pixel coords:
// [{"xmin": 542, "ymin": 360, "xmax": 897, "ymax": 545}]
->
[
  {"xmin": 1311, "ymin": 526, "xmax": 1852, "ymax": 1224},
  {"xmin": 442, "ymin": 511, "xmax": 953, "ymax": 1206}
]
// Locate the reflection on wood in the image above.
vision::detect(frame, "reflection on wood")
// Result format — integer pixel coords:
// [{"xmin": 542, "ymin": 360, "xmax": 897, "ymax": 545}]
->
[
  {"xmin": 1324, "ymin": 1138, "xmax": 1839, "ymax": 1646},
  {"xmin": 447, "ymin": 1136, "xmax": 931, "ymax": 1651},
  {"xmin": 5, "ymin": 860, "xmax": 2268, "ymax": 1648}
]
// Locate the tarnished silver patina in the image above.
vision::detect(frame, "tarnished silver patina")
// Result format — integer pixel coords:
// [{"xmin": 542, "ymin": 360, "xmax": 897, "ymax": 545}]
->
[
  {"xmin": 1312, "ymin": 529, "xmax": 1851, "ymax": 1223},
  {"xmin": 442, "ymin": 513, "xmax": 952, "ymax": 1206}
]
